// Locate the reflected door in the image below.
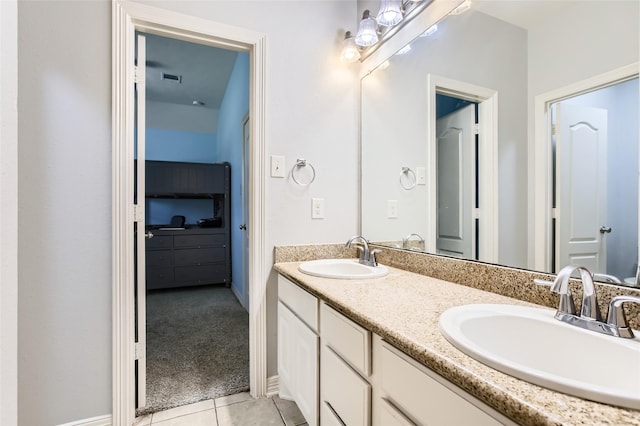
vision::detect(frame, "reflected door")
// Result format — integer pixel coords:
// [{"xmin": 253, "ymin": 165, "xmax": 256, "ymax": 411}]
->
[
  {"xmin": 436, "ymin": 104, "xmax": 476, "ymax": 258},
  {"xmin": 555, "ymin": 103, "xmax": 608, "ymax": 272}
]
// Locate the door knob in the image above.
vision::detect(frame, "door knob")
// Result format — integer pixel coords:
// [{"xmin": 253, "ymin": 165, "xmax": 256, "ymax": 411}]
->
[
  {"xmin": 239, "ymin": 224, "xmax": 247, "ymax": 230},
  {"xmin": 145, "ymin": 231, "xmax": 154, "ymax": 239},
  {"xmin": 600, "ymin": 226, "xmax": 612, "ymax": 234}
]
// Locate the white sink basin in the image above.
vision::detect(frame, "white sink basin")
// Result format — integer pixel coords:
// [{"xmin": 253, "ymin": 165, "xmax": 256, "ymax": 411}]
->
[
  {"xmin": 298, "ymin": 259, "xmax": 389, "ymax": 280},
  {"xmin": 439, "ymin": 304, "xmax": 640, "ymax": 409}
]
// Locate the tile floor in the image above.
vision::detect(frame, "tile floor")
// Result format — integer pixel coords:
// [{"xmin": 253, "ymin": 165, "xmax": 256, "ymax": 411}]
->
[{"xmin": 133, "ymin": 392, "xmax": 308, "ymax": 426}]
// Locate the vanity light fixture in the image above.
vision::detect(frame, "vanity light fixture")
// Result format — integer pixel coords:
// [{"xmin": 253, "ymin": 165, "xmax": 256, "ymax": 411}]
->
[
  {"xmin": 355, "ymin": 10, "xmax": 379, "ymax": 47},
  {"xmin": 376, "ymin": 0, "xmax": 404, "ymax": 27},
  {"xmin": 450, "ymin": 0, "xmax": 472, "ymax": 15},
  {"xmin": 340, "ymin": 31, "xmax": 361, "ymax": 63}
]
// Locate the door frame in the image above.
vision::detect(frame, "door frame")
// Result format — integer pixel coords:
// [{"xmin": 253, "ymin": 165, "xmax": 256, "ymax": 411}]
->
[
  {"xmin": 532, "ymin": 62, "xmax": 639, "ymax": 272},
  {"xmin": 112, "ymin": 1, "xmax": 267, "ymax": 424},
  {"xmin": 426, "ymin": 74, "xmax": 499, "ymax": 262}
]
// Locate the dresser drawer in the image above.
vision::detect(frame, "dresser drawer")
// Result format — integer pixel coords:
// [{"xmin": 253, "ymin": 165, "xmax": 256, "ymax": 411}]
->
[
  {"xmin": 146, "ymin": 235, "xmax": 173, "ymax": 250},
  {"xmin": 320, "ymin": 302, "xmax": 371, "ymax": 377},
  {"xmin": 146, "ymin": 267, "xmax": 173, "ymax": 286},
  {"xmin": 278, "ymin": 275, "xmax": 318, "ymax": 332},
  {"xmin": 174, "ymin": 233, "xmax": 225, "ymax": 248},
  {"xmin": 174, "ymin": 247, "xmax": 225, "ymax": 266},
  {"xmin": 146, "ymin": 250, "xmax": 173, "ymax": 267},
  {"xmin": 376, "ymin": 338, "xmax": 504, "ymax": 426},
  {"xmin": 320, "ymin": 345, "xmax": 370, "ymax": 426},
  {"xmin": 174, "ymin": 264, "xmax": 227, "ymax": 283}
]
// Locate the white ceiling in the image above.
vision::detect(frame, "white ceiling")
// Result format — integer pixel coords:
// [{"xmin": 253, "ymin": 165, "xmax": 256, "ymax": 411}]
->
[{"xmin": 144, "ymin": 33, "xmax": 239, "ymax": 110}]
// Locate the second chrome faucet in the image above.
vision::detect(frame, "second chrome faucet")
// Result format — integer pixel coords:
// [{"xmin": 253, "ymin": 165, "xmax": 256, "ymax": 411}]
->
[
  {"xmin": 345, "ymin": 236, "xmax": 381, "ymax": 267},
  {"xmin": 536, "ymin": 265, "xmax": 640, "ymax": 338}
]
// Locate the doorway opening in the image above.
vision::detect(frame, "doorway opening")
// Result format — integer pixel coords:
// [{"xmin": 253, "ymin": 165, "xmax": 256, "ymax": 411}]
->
[
  {"xmin": 137, "ymin": 32, "xmax": 250, "ymax": 415},
  {"xmin": 435, "ymin": 94, "xmax": 479, "ymax": 259},
  {"xmin": 427, "ymin": 74, "xmax": 499, "ymax": 263},
  {"xmin": 112, "ymin": 2, "xmax": 268, "ymax": 425},
  {"xmin": 532, "ymin": 63, "xmax": 639, "ymax": 281},
  {"xmin": 549, "ymin": 77, "xmax": 639, "ymax": 283}
]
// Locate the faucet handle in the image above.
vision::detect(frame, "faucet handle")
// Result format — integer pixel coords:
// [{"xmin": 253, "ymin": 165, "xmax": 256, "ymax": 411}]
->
[
  {"xmin": 368, "ymin": 249, "xmax": 382, "ymax": 267},
  {"xmin": 534, "ymin": 277, "xmax": 577, "ymax": 316},
  {"xmin": 606, "ymin": 295, "xmax": 640, "ymax": 338}
]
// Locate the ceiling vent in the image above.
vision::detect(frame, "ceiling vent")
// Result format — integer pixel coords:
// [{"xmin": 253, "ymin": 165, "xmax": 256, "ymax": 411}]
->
[{"xmin": 161, "ymin": 72, "xmax": 182, "ymax": 83}]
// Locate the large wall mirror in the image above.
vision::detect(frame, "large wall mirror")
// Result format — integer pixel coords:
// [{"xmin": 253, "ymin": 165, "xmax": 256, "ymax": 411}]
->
[{"xmin": 360, "ymin": 0, "xmax": 639, "ymax": 286}]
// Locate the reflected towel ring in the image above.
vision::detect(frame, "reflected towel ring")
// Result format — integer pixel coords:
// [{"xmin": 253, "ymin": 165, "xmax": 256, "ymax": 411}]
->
[
  {"xmin": 399, "ymin": 166, "xmax": 416, "ymax": 190},
  {"xmin": 292, "ymin": 159, "xmax": 316, "ymax": 186}
]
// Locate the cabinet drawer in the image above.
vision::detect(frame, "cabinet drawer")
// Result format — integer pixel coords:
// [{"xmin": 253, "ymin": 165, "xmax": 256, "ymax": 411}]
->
[
  {"xmin": 146, "ymin": 250, "xmax": 173, "ymax": 267},
  {"xmin": 174, "ymin": 264, "xmax": 227, "ymax": 283},
  {"xmin": 320, "ymin": 401, "xmax": 347, "ymax": 426},
  {"xmin": 146, "ymin": 235, "xmax": 173, "ymax": 249},
  {"xmin": 376, "ymin": 339, "xmax": 504, "ymax": 426},
  {"xmin": 320, "ymin": 345, "xmax": 370, "ymax": 426},
  {"xmin": 174, "ymin": 247, "xmax": 225, "ymax": 266},
  {"xmin": 174, "ymin": 233, "xmax": 225, "ymax": 248},
  {"xmin": 278, "ymin": 275, "xmax": 318, "ymax": 332},
  {"xmin": 376, "ymin": 398, "xmax": 415, "ymax": 426},
  {"xmin": 320, "ymin": 302, "xmax": 371, "ymax": 377},
  {"xmin": 146, "ymin": 267, "xmax": 173, "ymax": 286}
]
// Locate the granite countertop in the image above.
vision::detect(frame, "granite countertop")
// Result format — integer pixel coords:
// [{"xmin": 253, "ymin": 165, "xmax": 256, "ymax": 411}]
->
[{"xmin": 274, "ymin": 261, "xmax": 640, "ymax": 426}]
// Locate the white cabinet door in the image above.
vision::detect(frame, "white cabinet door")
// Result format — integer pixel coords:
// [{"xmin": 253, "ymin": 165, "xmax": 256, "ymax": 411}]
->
[{"xmin": 278, "ymin": 301, "xmax": 319, "ymax": 426}]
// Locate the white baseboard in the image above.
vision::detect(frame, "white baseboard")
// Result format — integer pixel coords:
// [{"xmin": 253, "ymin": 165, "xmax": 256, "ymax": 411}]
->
[
  {"xmin": 266, "ymin": 374, "xmax": 279, "ymax": 397},
  {"xmin": 57, "ymin": 414, "xmax": 112, "ymax": 426}
]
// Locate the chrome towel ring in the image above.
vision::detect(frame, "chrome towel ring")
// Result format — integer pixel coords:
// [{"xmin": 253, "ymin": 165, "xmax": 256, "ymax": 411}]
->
[
  {"xmin": 399, "ymin": 166, "xmax": 416, "ymax": 190},
  {"xmin": 292, "ymin": 159, "xmax": 316, "ymax": 186}
]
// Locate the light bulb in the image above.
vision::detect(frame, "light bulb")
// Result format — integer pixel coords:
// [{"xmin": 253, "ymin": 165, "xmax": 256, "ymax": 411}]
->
[
  {"xmin": 340, "ymin": 31, "xmax": 361, "ymax": 63},
  {"xmin": 355, "ymin": 10, "xmax": 379, "ymax": 47},
  {"xmin": 376, "ymin": 0, "xmax": 403, "ymax": 27}
]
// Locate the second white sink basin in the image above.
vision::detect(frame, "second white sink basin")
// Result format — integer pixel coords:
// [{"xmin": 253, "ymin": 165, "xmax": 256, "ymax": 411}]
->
[
  {"xmin": 439, "ymin": 304, "xmax": 640, "ymax": 410},
  {"xmin": 298, "ymin": 259, "xmax": 389, "ymax": 280}
]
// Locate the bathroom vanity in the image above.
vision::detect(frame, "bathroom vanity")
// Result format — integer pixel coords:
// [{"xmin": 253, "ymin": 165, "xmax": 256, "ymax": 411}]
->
[{"xmin": 274, "ymin": 259, "xmax": 640, "ymax": 426}]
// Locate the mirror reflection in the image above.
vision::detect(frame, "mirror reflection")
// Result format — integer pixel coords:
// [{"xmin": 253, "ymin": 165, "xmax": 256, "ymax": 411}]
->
[{"xmin": 360, "ymin": 0, "xmax": 639, "ymax": 286}]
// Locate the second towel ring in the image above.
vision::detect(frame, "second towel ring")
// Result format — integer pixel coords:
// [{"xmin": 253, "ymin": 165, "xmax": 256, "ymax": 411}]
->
[
  {"xmin": 399, "ymin": 166, "xmax": 416, "ymax": 190},
  {"xmin": 292, "ymin": 159, "xmax": 316, "ymax": 186}
]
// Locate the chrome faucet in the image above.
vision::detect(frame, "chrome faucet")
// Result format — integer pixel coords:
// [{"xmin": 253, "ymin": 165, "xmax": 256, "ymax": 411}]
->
[
  {"xmin": 402, "ymin": 233, "xmax": 425, "ymax": 250},
  {"xmin": 345, "ymin": 236, "xmax": 381, "ymax": 267},
  {"xmin": 551, "ymin": 265, "xmax": 602, "ymax": 321},
  {"xmin": 535, "ymin": 265, "xmax": 640, "ymax": 338}
]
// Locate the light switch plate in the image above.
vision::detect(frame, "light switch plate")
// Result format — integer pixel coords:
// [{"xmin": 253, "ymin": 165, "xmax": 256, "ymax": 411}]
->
[
  {"xmin": 387, "ymin": 200, "xmax": 398, "ymax": 218},
  {"xmin": 271, "ymin": 155, "xmax": 285, "ymax": 178},
  {"xmin": 312, "ymin": 198, "xmax": 325, "ymax": 219}
]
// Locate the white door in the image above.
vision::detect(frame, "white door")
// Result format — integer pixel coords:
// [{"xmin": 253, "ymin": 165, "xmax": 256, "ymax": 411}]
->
[
  {"xmin": 436, "ymin": 104, "xmax": 476, "ymax": 258},
  {"xmin": 241, "ymin": 115, "xmax": 250, "ymax": 309},
  {"xmin": 555, "ymin": 103, "xmax": 608, "ymax": 272},
  {"xmin": 134, "ymin": 33, "xmax": 147, "ymax": 409}
]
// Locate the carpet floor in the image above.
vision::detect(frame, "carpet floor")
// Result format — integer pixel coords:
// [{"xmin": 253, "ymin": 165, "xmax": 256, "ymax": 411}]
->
[{"xmin": 138, "ymin": 284, "xmax": 250, "ymax": 416}]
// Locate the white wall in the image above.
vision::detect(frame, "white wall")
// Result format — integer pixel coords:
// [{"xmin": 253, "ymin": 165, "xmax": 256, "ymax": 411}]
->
[
  {"xmin": 18, "ymin": 1, "xmax": 112, "ymax": 425},
  {"xmin": 147, "ymin": 100, "xmax": 219, "ymax": 134},
  {"xmin": 17, "ymin": 0, "xmax": 358, "ymax": 424},
  {"xmin": 0, "ymin": 0, "xmax": 18, "ymax": 425}
]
